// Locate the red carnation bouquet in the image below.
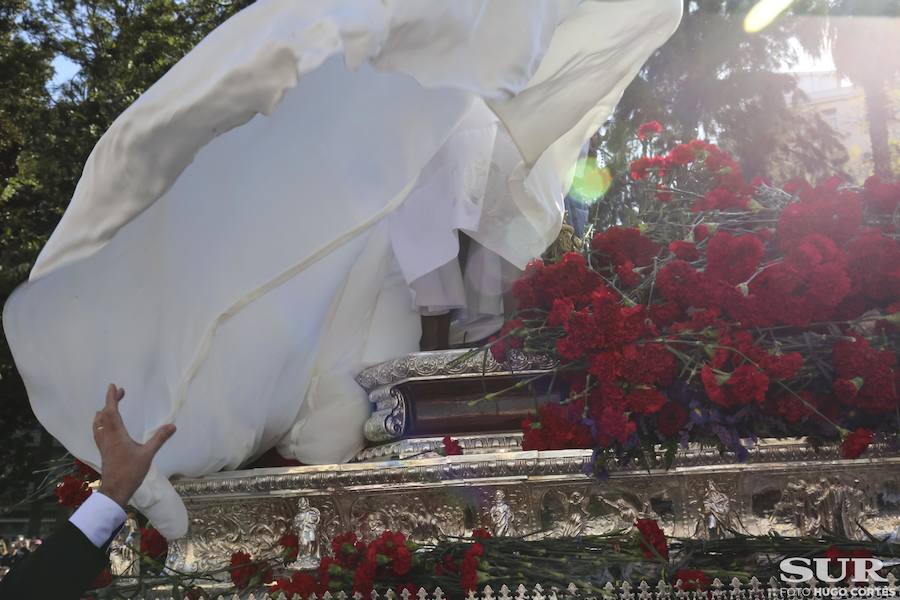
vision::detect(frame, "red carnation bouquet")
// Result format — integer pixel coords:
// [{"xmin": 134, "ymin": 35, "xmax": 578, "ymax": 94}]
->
[
  {"xmin": 489, "ymin": 124, "xmax": 899, "ymax": 472},
  {"xmin": 269, "ymin": 530, "xmax": 420, "ymax": 598}
]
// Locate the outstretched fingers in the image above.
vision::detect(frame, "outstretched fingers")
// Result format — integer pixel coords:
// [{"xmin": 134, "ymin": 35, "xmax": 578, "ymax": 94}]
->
[
  {"xmin": 143, "ymin": 424, "xmax": 177, "ymax": 456},
  {"xmin": 104, "ymin": 383, "xmax": 124, "ymax": 409},
  {"xmin": 99, "ymin": 383, "xmax": 127, "ymax": 431}
]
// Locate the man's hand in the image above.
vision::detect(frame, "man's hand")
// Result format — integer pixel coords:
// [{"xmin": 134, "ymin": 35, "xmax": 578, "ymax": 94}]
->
[{"xmin": 93, "ymin": 384, "xmax": 176, "ymax": 508}]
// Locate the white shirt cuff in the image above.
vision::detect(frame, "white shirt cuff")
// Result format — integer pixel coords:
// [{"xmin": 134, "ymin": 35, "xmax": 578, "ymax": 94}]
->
[{"xmin": 68, "ymin": 491, "xmax": 127, "ymax": 548}]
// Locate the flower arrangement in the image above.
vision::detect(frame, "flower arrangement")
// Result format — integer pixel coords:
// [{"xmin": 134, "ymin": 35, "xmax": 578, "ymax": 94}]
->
[
  {"xmin": 79, "ymin": 519, "xmax": 900, "ymax": 599},
  {"xmin": 487, "ymin": 125, "xmax": 898, "ymax": 473},
  {"xmin": 45, "ymin": 123, "xmax": 900, "ymax": 600},
  {"xmin": 54, "ymin": 463, "xmax": 897, "ymax": 598}
]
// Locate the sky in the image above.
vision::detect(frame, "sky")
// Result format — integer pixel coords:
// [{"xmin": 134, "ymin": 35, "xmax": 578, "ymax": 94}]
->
[
  {"xmin": 787, "ymin": 39, "xmax": 836, "ymax": 73},
  {"xmin": 50, "ymin": 55, "xmax": 79, "ymax": 88},
  {"xmin": 45, "ymin": 18, "xmax": 838, "ymax": 91}
]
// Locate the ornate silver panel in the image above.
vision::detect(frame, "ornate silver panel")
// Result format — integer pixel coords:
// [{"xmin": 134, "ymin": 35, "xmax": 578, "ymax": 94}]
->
[
  {"xmin": 170, "ymin": 438, "xmax": 900, "ymax": 573},
  {"xmin": 355, "ymin": 349, "xmax": 558, "ymax": 391},
  {"xmin": 353, "ymin": 433, "xmax": 524, "ymax": 462}
]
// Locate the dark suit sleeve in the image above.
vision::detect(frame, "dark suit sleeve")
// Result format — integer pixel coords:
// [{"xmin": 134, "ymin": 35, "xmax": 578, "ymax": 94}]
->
[{"xmin": 0, "ymin": 522, "xmax": 109, "ymax": 600}]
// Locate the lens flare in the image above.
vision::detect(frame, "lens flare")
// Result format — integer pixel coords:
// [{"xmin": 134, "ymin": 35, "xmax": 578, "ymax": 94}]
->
[
  {"xmin": 568, "ymin": 156, "xmax": 613, "ymax": 205},
  {"xmin": 744, "ymin": 0, "xmax": 795, "ymax": 33}
]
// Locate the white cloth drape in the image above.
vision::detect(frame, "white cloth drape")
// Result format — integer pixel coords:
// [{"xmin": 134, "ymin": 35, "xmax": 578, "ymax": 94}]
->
[{"xmin": 3, "ymin": 0, "xmax": 682, "ymax": 539}]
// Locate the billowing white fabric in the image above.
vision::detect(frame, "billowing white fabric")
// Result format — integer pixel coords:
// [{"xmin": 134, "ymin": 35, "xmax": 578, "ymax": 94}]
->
[{"xmin": 3, "ymin": 0, "xmax": 682, "ymax": 539}]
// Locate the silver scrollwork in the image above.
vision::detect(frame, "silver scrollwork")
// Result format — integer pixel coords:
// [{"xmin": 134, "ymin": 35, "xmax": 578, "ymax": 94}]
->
[{"xmin": 363, "ymin": 386, "xmax": 407, "ymax": 442}]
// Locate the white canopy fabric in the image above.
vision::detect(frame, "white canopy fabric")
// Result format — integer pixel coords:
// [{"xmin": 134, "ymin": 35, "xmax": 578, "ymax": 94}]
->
[{"xmin": 3, "ymin": 0, "xmax": 681, "ymax": 539}]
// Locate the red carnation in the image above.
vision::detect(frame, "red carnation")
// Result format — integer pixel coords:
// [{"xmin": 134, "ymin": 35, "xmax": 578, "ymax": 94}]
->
[
  {"xmin": 229, "ymin": 551, "xmax": 271, "ymax": 590},
  {"xmin": 638, "ymin": 120, "xmax": 663, "ymax": 141},
  {"xmin": 701, "ymin": 364, "xmax": 769, "ymax": 409},
  {"xmin": 619, "ymin": 343, "xmax": 677, "ymax": 387},
  {"xmin": 331, "ymin": 531, "xmax": 364, "ymax": 567},
  {"xmin": 184, "ymin": 587, "xmax": 208, "ymax": 600},
  {"xmin": 656, "ymin": 186, "xmax": 673, "ymax": 202},
  {"xmin": 635, "ymin": 518, "xmax": 668, "ymax": 560},
  {"xmin": 434, "ymin": 553, "xmax": 459, "ymax": 576},
  {"xmin": 845, "ymin": 232, "xmax": 900, "ymax": 305},
  {"xmin": 668, "ymin": 240, "xmax": 699, "ymax": 261},
  {"xmin": 471, "ymin": 528, "xmax": 492, "ymax": 540},
  {"xmin": 863, "ymin": 175, "xmax": 900, "ymax": 214},
  {"xmin": 656, "ymin": 260, "xmax": 702, "ymax": 306},
  {"xmin": 693, "ymin": 224, "xmax": 710, "ymax": 242},
  {"xmin": 140, "ymin": 527, "xmax": 168, "ymax": 560},
  {"xmin": 832, "ymin": 338, "xmax": 898, "ymax": 414},
  {"xmin": 761, "ymin": 352, "xmax": 803, "ymax": 380},
  {"xmin": 511, "ymin": 252, "xmax": 602, "ymax": 313},
  {"xmin": 822, "ymin": 546, "xmax": 875, "ymax": 582},
  {"xmin": 74, "ymin": 459, "xmax": 100, "ymax": 483},
  {"xmin": 765, "ymin": 391, "xmax": 818, "ymax": 424},
  {"xmin": 694, "ymin": 186, "xmax": 748, "ymax": 211},
  {"xmin": 395, "ymin": 583, "xmax": 419, "ymax": 599},
  {"xmin": 616, "ymin": 261, "xmax": 641, "ymax": 287},
  {"xmin": 667, "ymin": 143, "xmax": 696, "ymax": 166},
  {"xmin": 442, "ymin": 436, "xmax": 463, "ymax": 456},
  {"xmin": 592, "ymin": 227, "xmax": 661, "ymax": 270},
  {"xmin": 592, "ymin": 404, "xmax": 636, "ymax": 447},
  {"xmin": 489, "ymin": 319, "xmax": 525, "ymax": 362},
  {"xmin": 460, "ymin": 542, "xmax": 485, "ymax": 592},
  {"xmin": 673, "ymin": 569, "xmax": 711, "ymax": 590},
  {"xmin": 842, "ymin": 428, "xmax": 874, "ymax": 459},
  {"xmin": 353, "ymin": 558, "xmax": 376, "ymax": 596},
  {"xmin": 547, "ymin": 297, "xmax": 574, "ymax": 327},
  {"xmin": 460, "ymin": 563, "xmax": 478, "ymax": 593},
  {"xmin": 705, "ymin": 232, "xmax": 764, "ymax": 285},
  {"xmin": 521, "ymin": 415, "xmax": 546, "ymax": 451},
  {"xmin": 751, "ymin": 234, "xmax": 851, "ymax": 327},
  {"xmin": 630, "ymin": 155, "xmax": 667, "ymax": 180},
  {"xmin": 833, "ymin": 378, "xmax": 861, "ymax": 403},
  {"xmin": 777, "ymin": 180, "xmax": 862, "ymax": 248},
  {"xmin": 55, "ymin": 475, "xmax": 93, "ymax": 509},
  {"xmin": 626, "ymin": 387, "xmax": 668, "ymax": 416},
  {"xmin": 86, "ymin": 567, "xmax": 113, "ymax": 590},
  {"xmin": 278, "ymin": 532, "xmax": 299, "ymax": 562},
  {"xmin": 317, "ymin": 556, "xmax": 342, "ymax": 592},
  {"xmin": 728, "ymin": 364, "xmax": 770, "ymax": 405},
  {"xmin": 657, "ymin": 401, "xmax": 689, "ymax": 438},
  {"xmin": 392, "ymin": 544, "xmax": 413, "ymax": 576},
  {"xmin": 270, "ymin": 572, "xmax": 320, "ymax": 600}
]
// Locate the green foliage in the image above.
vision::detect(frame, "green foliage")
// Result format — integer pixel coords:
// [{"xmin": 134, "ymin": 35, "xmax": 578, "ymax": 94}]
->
[
  {"xmin": 0, "ymin": 0, "xmax": 60, "ymax": 518},
  {"xmin": 589, "ymin": 0, "xmax": 857, "ymax": 230},
  {"xmin": 0, "ymin": 0, "xmax": 250, "ymax": 515}
]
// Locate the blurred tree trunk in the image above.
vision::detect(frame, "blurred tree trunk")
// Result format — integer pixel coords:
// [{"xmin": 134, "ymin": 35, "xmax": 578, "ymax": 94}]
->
[
  {"xmin": 862, "ymin": 78, "xmax": 894, "ymax": 178},
  {"xmin": 829, "ymin": 8, "xmax": 900, "ymax": 178}
]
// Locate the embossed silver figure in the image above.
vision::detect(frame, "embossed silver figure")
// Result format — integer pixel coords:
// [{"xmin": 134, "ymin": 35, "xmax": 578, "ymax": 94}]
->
[
  {"xmin": 696, "ymin": 481, "xmax": 737, "ymax": 540},
  {"xmin": 816, "ymin": 477, "xmax": 868, "ymax": 538},
  {"xmin": 560, "ymin": 491, "xmax": 591, "ymax": 537},
  {"xmin": 774, "ymin": 477, "xmax": 871, "ymax": 539},
  {"xmin": 489, "ymin": 490, "xmax": 513, "ymax": 537},
  {"xmin": 598, "ymin": 496, "xmax": 639, "ymax": 532},
  {"xmin": 288, "ymin": 498, "xmax": 321, "ymax": 569},
  {"xmin": 110, "ymin": 512, "xmax": 140, "ymax": 576}
]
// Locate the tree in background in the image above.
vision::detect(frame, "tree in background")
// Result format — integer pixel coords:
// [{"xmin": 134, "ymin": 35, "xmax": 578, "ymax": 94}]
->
[
  {"xmin": 799, "ymin": 0, "xmax": 900, "ymax": 178},
  {"xmin": 589, "ymin": 0, "xmax": 851, "ymax": 230},
  {"xmin": 0, "ymin": 0, "xmax": 250, "ymax": 532},
  {"xmin": 0, "ymin": 0, "xmax": 58, "ymax": 534}
]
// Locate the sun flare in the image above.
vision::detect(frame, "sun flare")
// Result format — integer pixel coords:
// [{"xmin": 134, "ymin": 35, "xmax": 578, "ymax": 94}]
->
[{"xmin": 744, "ymin": 0, "xmax": 795, "ymax": 33}]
